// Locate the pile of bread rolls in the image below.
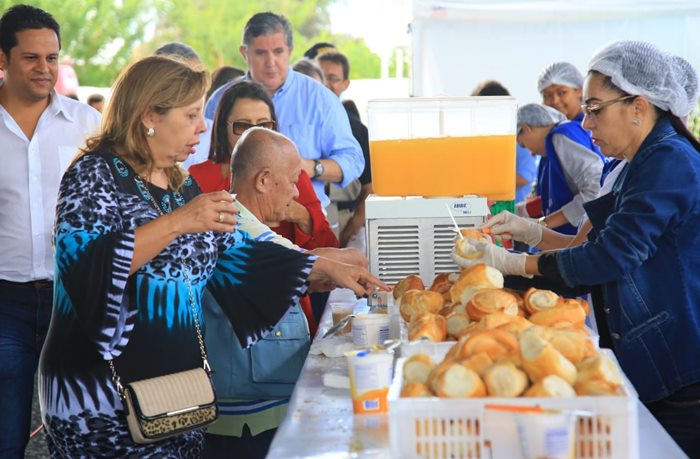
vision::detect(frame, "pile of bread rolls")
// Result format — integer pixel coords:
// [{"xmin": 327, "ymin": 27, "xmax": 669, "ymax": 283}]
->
[
  {"xmin": 392, "ymin": 266, "xmax": 625, "ymax": 398},
  {"xmin": 400, "ymin": 328, "xmax": 624, "ymax": 399},
  {"xmin": 394, "ymin": 264, "xmax": 590, "ymax": 342}
]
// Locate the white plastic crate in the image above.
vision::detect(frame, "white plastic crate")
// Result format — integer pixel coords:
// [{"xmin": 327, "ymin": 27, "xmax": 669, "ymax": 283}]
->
[{"xmin": 388, "ymin": 348, "xmax": 638, "ymax": 459}]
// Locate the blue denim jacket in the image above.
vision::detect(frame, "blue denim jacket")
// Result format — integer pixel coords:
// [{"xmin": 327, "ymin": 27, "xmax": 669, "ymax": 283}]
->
[
  {"xmin": 556, "ymin": 117, "xmax": 700, "ymax": 402},
  {"xmin": 202, "ymin": 289, "xmax": 310, "ymax": 399}
]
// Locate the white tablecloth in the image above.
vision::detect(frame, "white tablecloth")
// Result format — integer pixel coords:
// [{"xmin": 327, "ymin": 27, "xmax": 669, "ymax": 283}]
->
[{"xmin": 267, "ymin": 290, "xmax": 687, "ymax": 459}]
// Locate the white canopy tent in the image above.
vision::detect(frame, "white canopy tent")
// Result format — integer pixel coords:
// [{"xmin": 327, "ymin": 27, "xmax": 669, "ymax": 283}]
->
[{"xmin": 410, "ymin": 0, "xmax": 700, "ymax": 104}]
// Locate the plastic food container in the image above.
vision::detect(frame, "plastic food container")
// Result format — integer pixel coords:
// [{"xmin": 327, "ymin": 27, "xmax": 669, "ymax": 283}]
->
[
  {"xmin": 331, "ymin": 301, "xmax": 357, "ymax": 335},
  {"xmin": 352, "ymin": 314, "xmax": 391, "ymax": 347},
  {"xmin": 346, "ymin": 349, "xmax": 394, "ymax": 414},
  {"xmin": 367, "ymin": 96, "xmax": 517, "ymax": 200},
  {"xmin": 388, "ymin": 347, "xmax": 638, "ymax": 459}
]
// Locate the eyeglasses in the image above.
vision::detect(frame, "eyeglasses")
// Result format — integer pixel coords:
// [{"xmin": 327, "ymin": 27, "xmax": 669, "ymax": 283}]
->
[
  {"xmin": 325, "ymin": 75, "xmax": 345, "ymax": 84},
  {"xmin": 581, "ymin": 95, "xmax": 636, "ymax": 119},
  {"xmin": 227, "ymin": 120, "xmax": 276, "ymax": 135}
]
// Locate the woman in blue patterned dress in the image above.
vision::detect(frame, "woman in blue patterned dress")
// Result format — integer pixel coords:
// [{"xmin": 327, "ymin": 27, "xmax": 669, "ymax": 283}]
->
[{"xmin": 38, "ymin": 55, "xmax": 386, "ymax": 457}]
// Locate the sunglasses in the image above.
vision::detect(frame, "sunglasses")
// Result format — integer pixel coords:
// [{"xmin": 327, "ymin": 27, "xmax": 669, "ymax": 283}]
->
[
  {"xmin": 581, "ymin": 95, "xmax": 636, "ymax": 119},
  {"xmin": 227, "ymin": 120, "xmax": 276, "ymax": 135}
]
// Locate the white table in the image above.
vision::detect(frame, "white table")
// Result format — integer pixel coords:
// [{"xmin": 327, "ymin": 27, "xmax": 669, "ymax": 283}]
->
[{"xmin": 267, "ymin": 291, "xmax": 688, "ymax": 459}]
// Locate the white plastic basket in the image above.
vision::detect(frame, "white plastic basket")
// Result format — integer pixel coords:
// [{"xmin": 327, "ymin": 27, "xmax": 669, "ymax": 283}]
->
[{"xmin": 388, "ymin": 347, "xmax": 638, "ymax": 459}]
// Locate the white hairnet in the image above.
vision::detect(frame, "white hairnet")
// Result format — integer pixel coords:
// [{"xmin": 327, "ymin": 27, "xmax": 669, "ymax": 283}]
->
[
  {"xmin": 517, "ymin": 103, "xmax": 567, "ymax": 127},
  {"xmin": 537, "ymin": 62, "xmax": 584, "ymax": 93},
  {"xmin": 588, "ymin": 40, "xmax": 700, "ymax": 118}
]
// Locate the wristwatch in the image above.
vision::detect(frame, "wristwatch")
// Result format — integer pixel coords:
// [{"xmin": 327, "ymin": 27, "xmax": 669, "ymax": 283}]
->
[
  {"xmin": 313, "ymin": 159, "xmax": 324, "ymax": 178},
  {"xmin": 537, "ymin": 216, "xmax": 548, "ymax": 228}
]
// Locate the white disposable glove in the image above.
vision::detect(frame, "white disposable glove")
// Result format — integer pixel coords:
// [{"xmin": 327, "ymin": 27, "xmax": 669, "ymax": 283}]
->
[
  {"xmin": 451, "ymin": 239, "xmax": 531, "ymax": 277},
  {"xmin": 515, "ymin": 202, "xmax": 530, "ymax": 217},
  {"xmin": 481, "ymin": 210, "xmax": 543, "ymax": 247}
]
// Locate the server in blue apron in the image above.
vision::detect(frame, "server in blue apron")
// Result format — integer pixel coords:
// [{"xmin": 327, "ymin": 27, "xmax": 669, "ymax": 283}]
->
[
  {"xmin": 453, "ymin": 40, "xmax": 700, "ymax": 457},
  {"xmin": 516, "ymin": 103, "xmax": 604, "ymax": 235},
  {"xmin": 538, "ymin": 61, "xmax": 586, "ymax": 123}
]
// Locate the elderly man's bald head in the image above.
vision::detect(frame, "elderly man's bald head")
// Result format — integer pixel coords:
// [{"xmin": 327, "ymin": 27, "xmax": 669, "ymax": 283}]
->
[
  {"xmin": 231, "ymin": 127, "xmax": 295, "ymax": 185},
  {"xmin": 230, "ymin": 127, "xmax": 302, "ymax": 225}
]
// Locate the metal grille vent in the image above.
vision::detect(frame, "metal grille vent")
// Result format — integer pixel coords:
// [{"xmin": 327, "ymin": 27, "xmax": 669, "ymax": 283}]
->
[
  {"xmin": 433, "ymin": 224, "xmax": 462, "ymax": 274},
  {"xmin": 373, "ymin": 225, "xmax": 421, "ymax": 284}
]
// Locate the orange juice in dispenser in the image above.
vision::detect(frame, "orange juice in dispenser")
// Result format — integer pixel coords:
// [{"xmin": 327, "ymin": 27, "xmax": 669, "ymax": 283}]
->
[{"xmin": 367, "ymin": 97, "xmax": 517, "ymax": 200}]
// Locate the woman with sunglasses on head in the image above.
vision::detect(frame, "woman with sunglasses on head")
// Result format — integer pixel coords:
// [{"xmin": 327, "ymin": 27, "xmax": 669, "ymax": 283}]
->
[
  {"xmin": 454, "ymin": 41, "xmax": 700, "ymax": 456},
  {"xmin": 189, "ymin": 80, "xmax": 337, "ymax": 250},
  {"xmin": 514, "ymin": 103, "xmax": 605, "ymax": 235}
]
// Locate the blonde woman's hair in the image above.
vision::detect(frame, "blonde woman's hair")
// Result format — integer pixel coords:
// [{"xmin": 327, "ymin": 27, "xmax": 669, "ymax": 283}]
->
[{"xmin": 80, "ymin": 55, "xmax": 209, "ymax": 190}]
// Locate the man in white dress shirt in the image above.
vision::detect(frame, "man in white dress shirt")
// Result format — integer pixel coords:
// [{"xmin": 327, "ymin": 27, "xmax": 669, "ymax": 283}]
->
[{"xmin": 0, "ymin": 5, "xmax": 100, "ymax": 457}]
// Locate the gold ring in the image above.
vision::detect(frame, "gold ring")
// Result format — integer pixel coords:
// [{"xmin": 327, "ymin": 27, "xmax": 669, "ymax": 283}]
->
[{"xmin": 218, "ymin": 212, "xmax": 225, "ymax": 223}]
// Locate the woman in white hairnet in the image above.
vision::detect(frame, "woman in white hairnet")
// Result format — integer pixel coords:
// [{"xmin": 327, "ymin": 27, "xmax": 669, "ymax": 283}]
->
[
  {"xmin": 515, "ymin": 103, "xmax": 605, "ymax": 234},
  {"xmin": 538, "ymin": 62, "xmax": 586, "ymax": 122},
  {"xmin": 454, "ymin": 41, "xmax": 700, "ymax": 456}
]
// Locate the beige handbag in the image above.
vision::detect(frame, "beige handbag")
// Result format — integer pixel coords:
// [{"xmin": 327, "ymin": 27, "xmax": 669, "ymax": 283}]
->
[
  {"xmin": 109, "ymin": 242, "xmax": 218, "ymax": 444},
  {"xmin": 120, "ymin": 367, "xmax": 217, "ymax": 444}
]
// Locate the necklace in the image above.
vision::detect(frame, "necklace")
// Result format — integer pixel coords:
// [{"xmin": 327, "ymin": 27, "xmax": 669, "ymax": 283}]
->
[{"xmin": 134, "ymin": 175, "xmax": 167, "ymax": 215}]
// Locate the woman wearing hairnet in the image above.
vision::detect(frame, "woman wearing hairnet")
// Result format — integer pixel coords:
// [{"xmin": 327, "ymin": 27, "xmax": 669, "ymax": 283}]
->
[
  {"xmin": 454, "ymin": 41, "xmax": 700, "ymax": 456},
  {"xmin": 538, "ymin": 62, "xmax": 586, "ymax": 122},
  {"xmin": 515, "ymin": 104, "xmax": 604, "ymax": 234}
]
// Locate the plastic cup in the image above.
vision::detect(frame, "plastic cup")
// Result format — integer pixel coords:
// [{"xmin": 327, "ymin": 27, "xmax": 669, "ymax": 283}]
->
[
  {"xmin": 352, "ymin": 314, "xmax": 391, "ymax": 348},
  {"xmin": 331, "ymin": 302, "xmax": 356, "ymax": 335},
  {"xmin": 345, "ymin": 350, "xmax": 394, "ymax": 414},
  {"xmin": 515, "ymin": 410, "xmax": 576, "ymax": 459}
]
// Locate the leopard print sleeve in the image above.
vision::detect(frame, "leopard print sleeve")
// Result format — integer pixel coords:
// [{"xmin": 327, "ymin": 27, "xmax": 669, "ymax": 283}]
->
[{"xmin": 53, "ymin": 153, "xmax": 138, "ymax": 359}]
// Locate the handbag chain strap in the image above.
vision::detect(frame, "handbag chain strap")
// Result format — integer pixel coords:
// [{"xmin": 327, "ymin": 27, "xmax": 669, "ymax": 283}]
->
[{"xmin": 108, "ymin": 174, "xmax": 211, "ymax": 398}]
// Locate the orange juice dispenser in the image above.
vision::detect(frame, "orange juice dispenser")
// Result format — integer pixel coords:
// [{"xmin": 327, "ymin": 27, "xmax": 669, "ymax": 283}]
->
[{"xmin": 364, "ymin": 97, "xmax": 517, "ymax": 285}]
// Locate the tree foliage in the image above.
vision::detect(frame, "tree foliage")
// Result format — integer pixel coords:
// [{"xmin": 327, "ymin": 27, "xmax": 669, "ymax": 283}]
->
[
  {"xmin": 1, "ymin": 0, "xmax": 383, "ymax": 86},
  {"xmin": 0, "ymin": 0, "xmax": 158, "ymax": 86}
]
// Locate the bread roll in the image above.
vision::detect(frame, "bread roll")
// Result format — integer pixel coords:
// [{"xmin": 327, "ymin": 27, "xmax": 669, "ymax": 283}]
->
[
  {"xmin": 524, "ymin": 375, "xmax": 576, "ymax": 397},
  {"xmin": 523, "ymin": 288, "xmax": 562, "ymax": 315},
  {"xmin": 408, "ymin": 312, "xmax": 447, "ymax": 342},
  {"xmin": 449, "ymin": 283, "xmax": 490, "ymax": 308},
  {"xmin": 474, "ymin": 312, "xmax": 519, "ymax": 330},
  {"xmin": 562, "ymin": 297, "xmax": 590, "ymax": 316},
  {"xmin": 540, "ymin": 328, "xmax": 592, "ymax": 365},
  {"xmin": 446, "ymin": 311, "xmax": 471, "ymax": 339},
  {"xmin": 393, "ymin": 274, "xmax": 424, "ymax": 300},
  {"xmin": 466, "ymin": 288, "xmax": 519, "ymax": 320},
  {"xmin": 403, "ymin": 354, "xmax": 436, "ymax": 385},
  {"xmin": 431, "ymin": 362, "xmax": 486, "ymax": 398},
  {"xmin": 575, "ymin": 354, "xmax": 623, "ymax": 393},
  {"xmin": 574, "ymin": 379, "xmax": 624, "ymax": 396},
  {"xmin": 459, "ymin": 228, "xmax": 491, "ymax": 242},
  {"xmin": 454, "ymin": 238, "xmax": 484, "ymax": 260},
  {"xmin": 494, "ymin": 316, "xmax": 534, "ymax": 337},
  {"xmin": 456, "ymin": 351, "xmax": 494, "ymax": 378},
  {"xmin": 484, "ymin": 362, "xmax": 529, "ymax": 397},
  {"xmin": 453, "ymin": 329, "xmax": 520, "ymax": 361},
  {"xmin": 528, "ymin": 304, "xmax": 586, "ymax": 329},
  {"xmin": 520, "ymin": 329, "xmax": 577, "ymax": 385},
  {"xmin": 401, "ymin": 382, "xmax": 433, "ymax": 398},
  {"xmin": 400, "ymin": 289, "xmax": 444, "ymax": 322},
  {"xmin": 457, "ymin": 264, "xmax": 504, "ymax": 289},
  {"xmin": 429, "ymin": 272, "xmax": 455, "ymax": 302}
]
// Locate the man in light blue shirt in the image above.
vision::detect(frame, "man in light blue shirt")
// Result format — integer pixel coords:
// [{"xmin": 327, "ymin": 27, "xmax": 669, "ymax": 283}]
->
[{"xmin": 204, "ymin": 12, "xmax": 363, "ymax": 209}]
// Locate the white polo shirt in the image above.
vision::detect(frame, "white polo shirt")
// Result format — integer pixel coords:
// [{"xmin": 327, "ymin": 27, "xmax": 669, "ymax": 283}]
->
[{"xmin": 0, "ymin": 89, "xmax": 101, "ymax": 282}]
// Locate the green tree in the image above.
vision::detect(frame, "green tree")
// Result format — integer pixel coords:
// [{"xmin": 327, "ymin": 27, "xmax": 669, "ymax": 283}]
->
[{"xmin": 0, "ymin": 0, "xmax": 158, "ymax": 86}]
